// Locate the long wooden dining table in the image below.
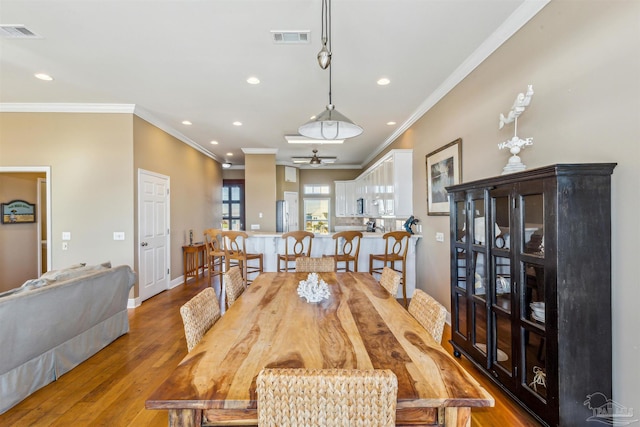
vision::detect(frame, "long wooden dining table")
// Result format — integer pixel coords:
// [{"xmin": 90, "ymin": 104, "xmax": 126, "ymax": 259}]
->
[{"xmin": 146, "ymin": 272, "xmax": 494, "ymax": 426}]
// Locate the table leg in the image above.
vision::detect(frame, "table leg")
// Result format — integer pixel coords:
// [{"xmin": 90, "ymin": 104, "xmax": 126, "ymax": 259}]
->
[
  {"xmin": 168, "ymin": 408, "xmax": 202, "ymax": 427},
  {"xmin": 438, "ymin": 407, "xmax": 471, "ymax": 427}
]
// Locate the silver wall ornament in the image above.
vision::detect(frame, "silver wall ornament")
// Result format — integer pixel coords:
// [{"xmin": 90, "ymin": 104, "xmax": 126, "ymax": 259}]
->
[{"xmin": 497, "ymin": 85, "xmax": 534, "ymax": 174}]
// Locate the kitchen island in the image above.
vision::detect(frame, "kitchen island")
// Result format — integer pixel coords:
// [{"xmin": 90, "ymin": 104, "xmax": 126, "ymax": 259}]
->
[{"xmin": 240, "ymin": 231, "xmax": 421, "ymax": 299}]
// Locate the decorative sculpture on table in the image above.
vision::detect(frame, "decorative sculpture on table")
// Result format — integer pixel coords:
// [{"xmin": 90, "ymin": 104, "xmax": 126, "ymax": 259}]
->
[
  {"xmin": 497, "ymin": 85, "xmax": 534, "ymax": 174},
  {"xmin": 297, "ymin": 273, "xmax": 331, "ymax": 303}
]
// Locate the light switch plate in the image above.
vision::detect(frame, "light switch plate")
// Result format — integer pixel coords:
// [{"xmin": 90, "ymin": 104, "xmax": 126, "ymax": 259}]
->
[
  {"xmin": 435, "ymin": 232, "xmax": 445, "ymax": 242},
  {"xmin": 113, "ymin": 232, "xmax": 125, "ymax": 240},
  {"xmin": 62, "ymin": 231, "xmax": 71, "ymax": 240},
  {"xmin": 251, "ymin": 224, "xmax": 260, "ymax": 230}
]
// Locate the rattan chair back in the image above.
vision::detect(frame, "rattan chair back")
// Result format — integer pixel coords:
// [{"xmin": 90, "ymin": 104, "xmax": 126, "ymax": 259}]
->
[
  {"xmin": 295, "ymin": 256, "xmax": 335, "ymax": 272},
  {"xmin": 408, "ymin": 289, "xmax": 447, "ymax": 344},
  {"xmin": 179, "ymin": 287, "xmax": 221, "ymax": 352},
  {"xmin": 257, "ymin": 368, "xmax": 398, "ymax": 427},
  {"xmin": 380, "ymin": 266, "xmax": 400, "ymax": 296},
  {"xmin": 224, "ymin": 266, "xmax": 244, "ymax": 308}
]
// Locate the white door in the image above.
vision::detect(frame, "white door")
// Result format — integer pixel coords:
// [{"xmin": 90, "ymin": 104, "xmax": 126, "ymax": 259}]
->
[
  {"xmin": 284, "ymin": 192, "xmax": 299, "ymax": 231},
  {"xmin": 138, "ymin": 169, "xmax": 170, "ymax": 302}
]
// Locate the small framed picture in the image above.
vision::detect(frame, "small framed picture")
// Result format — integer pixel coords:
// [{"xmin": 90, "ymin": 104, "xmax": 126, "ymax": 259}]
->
[
  {"xmin": 426, "ymin": 138, "xmax": 462, "ymax": 216},
  {"xmin": 1, "ymin": 200, "xmax": 36, "ymax": 224}
]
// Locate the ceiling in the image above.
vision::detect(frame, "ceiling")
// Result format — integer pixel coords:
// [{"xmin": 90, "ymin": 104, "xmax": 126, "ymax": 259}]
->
[{"xmin": 0, "ymin": 0, "xmax": 547, "ymax": 168}]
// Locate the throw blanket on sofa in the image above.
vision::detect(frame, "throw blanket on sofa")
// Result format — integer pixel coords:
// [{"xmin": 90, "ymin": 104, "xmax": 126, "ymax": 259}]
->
[{"xmin": 0, "ymin": 264, "xmax": 136, "ymax": 414}]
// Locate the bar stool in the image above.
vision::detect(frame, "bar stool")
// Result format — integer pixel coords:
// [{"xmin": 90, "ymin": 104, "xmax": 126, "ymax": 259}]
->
[
  {"xmin": 369, "ymin": 231, "xmax": 411, "ymax": 307},
  {"xmin": 203, "ymin": 228, "xmax": 225, "ymax": 286},
  {"xmin": 278, "ymin": 231, "xmax": 314, "ymax": 272},
  {"xmin": 221, "ymin": 230, "xmax": 264, "ymax": 287},
  {"xmin": 330, "ymin": 231, "xmax": 362, "ymax": 272}
]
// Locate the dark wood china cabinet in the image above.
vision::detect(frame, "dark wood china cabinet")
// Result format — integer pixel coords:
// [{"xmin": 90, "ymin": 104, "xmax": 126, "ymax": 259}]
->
[{"xmin": 447, "ymin": 163, "xmax": 616, "ymax": 427}]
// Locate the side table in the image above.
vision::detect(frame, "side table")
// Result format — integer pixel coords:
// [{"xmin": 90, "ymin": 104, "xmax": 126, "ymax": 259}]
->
[{"xmin": 182, "ymin": 243, "xmax": 206, "ymax": 285}]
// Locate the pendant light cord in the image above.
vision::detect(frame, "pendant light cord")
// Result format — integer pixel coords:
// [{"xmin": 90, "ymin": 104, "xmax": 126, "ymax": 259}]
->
[{"xmin": 321, "ymin": 0, "xmax": 333, "ymax": 105}]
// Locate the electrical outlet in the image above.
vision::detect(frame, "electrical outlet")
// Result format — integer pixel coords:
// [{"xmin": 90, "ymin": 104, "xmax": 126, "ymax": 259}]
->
[
  {"xmin": 435, "ymin": 232, "xmax": 445, "ymax": 242},
  {"xmin": 62, "ymin": 242, "xmax": 68, "ymax": 250}
]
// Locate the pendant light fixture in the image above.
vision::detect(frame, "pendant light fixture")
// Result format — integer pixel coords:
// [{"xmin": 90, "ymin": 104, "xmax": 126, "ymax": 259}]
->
[{"xmin": 298, "ymin": 0, "xmax": 363, "ymax": 140}]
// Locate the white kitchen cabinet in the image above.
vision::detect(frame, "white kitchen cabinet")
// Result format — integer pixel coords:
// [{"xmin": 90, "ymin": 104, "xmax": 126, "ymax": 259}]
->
[
  {"xmin": 364, "ymin": 149, "xmax": 413, "ymax": 218},
  {"xmin": 335, "ymin": 181, "xmax": 347, "ymax": 217},
  {"xmin": 334, "ymin": 149, "xmax": 413, "ymax": 219},
  {"xmin": 335, "ymin": 180, "xmax": 357, "ymax": 217}
]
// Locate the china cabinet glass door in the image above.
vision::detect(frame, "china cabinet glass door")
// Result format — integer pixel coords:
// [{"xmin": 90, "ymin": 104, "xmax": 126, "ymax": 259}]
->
[{"xmin": 517, "ymin": 185, "xmax": 548, "ymax": 409}]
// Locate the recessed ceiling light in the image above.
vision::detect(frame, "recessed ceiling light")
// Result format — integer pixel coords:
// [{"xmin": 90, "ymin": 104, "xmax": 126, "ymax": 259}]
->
[
  {"xmin": 182, "ymin": 120, "xmax": 192, "ymax": 125},
  {"xmin": 386, "ymin": 121, "xmax": 397, "ymax": 126},
  {"xmin": 377, "ymin": 78, "xmax": 390, "ymax": 86},
  {"xmin": 233, "ymin": 121, "xmax": 242, "ymax": 126},
  {"xmin": 210, "ymin": 140, "xmax": 219, "ymax": 145},
  {"xmin": 247, "ymin": 76, "xmax": 260, "ymax": 85},
  {"xmin": 34, "ymin": 73, "xmax": 53, "ymax": 81},
  {"xmin": 226, "ymin": 152, "xmax": 234, "ymax": 156}
]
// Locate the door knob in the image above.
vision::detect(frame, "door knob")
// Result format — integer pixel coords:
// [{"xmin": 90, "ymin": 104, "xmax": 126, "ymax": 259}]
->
[{"xmin": 141, "ymin": 242, "xmax": 148, "ymax": 247}]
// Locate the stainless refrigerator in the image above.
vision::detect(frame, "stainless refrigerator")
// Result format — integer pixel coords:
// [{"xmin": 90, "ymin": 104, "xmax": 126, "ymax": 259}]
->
[{"xmin": 276, "ymin": 200, "xmax": 289, "ymax": 232}]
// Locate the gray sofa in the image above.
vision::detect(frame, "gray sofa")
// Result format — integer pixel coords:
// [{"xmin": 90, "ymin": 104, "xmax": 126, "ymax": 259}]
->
[{"xmin": 0, "ymin": 264, "xmax": 136, "ymax": 414}]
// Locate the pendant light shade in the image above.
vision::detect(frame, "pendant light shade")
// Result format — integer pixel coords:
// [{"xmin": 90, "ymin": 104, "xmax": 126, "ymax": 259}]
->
[
  {"xmin": 298, "ymin": 0, "xmax": 362, "ymax": 140},
  {"xmin": 299, "ymin": 104, "xmax": 363, "ymax": 140}
]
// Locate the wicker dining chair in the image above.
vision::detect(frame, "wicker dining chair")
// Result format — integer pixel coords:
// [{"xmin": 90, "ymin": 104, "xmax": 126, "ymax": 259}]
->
[
  {"xmin": 179, "ymin": 287, "xmax": 221, "ymax": 352},
  {"xmin": 256, "ymin": 368, "xmax": 398, "ymax": 427},
  {"xmin": 408, "ymin": 289, "xmax": 447, "ymax": 344},
  {"xmin": 379, "ymin": 266, "xmax": 400, "ymax": 297},
  {"xmin": 224, "ymin": 266, "xmax": 244, "ymax": 308},
  {"xmin": 295, "ymin": 256, "xmax": 335, "ymax": 272}
]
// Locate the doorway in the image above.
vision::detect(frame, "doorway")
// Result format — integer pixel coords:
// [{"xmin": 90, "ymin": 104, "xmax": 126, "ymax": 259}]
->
[
  {"xmin": 0, "ymin": 167, "xmax": 51, "ymax": 289},
  {"xmin": 222, "ymin": 180, "xmax": 245, "ymax": 230},
  {"xmin": 137, "ymin": 169, "xmax": 170, "ymax": 302}
]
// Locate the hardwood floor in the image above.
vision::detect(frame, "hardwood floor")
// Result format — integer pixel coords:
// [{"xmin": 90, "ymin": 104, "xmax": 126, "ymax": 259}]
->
[{"xmin": 0, "ymin": 275, "xmax": 542, "ymax": 426}]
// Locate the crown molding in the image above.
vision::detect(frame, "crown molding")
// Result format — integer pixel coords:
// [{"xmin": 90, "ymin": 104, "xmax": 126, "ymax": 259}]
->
[
  {"xmin": 241, "ymin": 148, "xmax": 278, "ymax": 154},
  {"xmin": 364, "ymin": 0, "xmax": 551, "ymax": 167},
  {"xmin": 133, "ymin": 106, "xmax": 221, "ymax": 162},
  {"xmin": 0, "ymin": 103, "xmax": 135, "ymax": 113},
  {"xmin": 0, "ymin": 102, "xmax": 223, "ymax": 163}
]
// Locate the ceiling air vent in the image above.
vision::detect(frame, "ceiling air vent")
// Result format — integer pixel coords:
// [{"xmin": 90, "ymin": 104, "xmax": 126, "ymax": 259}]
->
[
  {"xmin": 0, "ymin": 25, "xmax": 41, "ymax": 38},
  {"xmin": 271, "ymin": 30, "xmax": 310, "ymax": 44}
]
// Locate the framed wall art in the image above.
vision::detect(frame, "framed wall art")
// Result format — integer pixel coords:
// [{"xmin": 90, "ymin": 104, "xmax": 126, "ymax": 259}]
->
[
  {"xmin": 1, "ymin": 200, "xmax": 36, "ymax": 224},
  {"xmin": 426, "ymin": 138, "xmax": 462, "ymax": 215}
]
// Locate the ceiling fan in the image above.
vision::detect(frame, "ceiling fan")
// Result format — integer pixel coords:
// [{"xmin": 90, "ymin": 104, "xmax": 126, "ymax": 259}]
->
[{"xmin": 291, "ymin": 149, "xmax": 337, "ymax": 167}]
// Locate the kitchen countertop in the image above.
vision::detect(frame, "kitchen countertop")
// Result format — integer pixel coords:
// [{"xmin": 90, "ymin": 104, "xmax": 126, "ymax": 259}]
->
[{"xmin": 246, "ymin": 231, "xmax": 422, "ymax": 239}]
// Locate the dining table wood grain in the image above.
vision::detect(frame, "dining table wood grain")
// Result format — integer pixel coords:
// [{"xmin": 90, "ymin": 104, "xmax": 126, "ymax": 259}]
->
[{"xmin": 146, "ymin": 272, "xmax": 494, "ymax": 426}]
